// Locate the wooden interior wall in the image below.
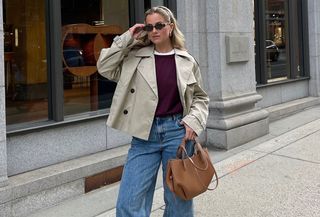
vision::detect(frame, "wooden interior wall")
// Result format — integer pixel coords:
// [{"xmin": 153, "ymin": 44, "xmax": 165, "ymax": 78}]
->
[{"xmin": 5, "ymin": 0, "xmax": 47, "ymax": 85}]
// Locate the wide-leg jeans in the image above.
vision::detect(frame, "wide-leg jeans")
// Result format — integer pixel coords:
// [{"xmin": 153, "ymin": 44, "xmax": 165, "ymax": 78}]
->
[{"xmin": 116, "ymin": 114, "xmax": 194, "ymax": 217}]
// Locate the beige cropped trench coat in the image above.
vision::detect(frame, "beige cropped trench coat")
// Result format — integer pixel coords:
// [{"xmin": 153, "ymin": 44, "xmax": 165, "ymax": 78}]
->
[{"xmin": 97, "ymin": 31, "xmax": 209, "ymax": 140}]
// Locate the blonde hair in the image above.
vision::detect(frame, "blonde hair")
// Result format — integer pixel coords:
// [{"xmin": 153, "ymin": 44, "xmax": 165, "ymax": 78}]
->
[{"xmin": 138, "ymin": 6, "xmax": 186, "ymax": 50}]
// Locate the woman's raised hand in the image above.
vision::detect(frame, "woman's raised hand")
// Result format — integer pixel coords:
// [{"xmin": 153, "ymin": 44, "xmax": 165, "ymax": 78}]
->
[{"xmin": 129, "ymin": 24, "xmax": 145, "ymax": 39}]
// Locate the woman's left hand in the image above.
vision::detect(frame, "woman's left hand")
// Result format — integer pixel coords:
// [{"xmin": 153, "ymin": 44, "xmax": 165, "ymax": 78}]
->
[{"xmin": 180, "ymin": 121, "xmax": 197, "ymax": 141}]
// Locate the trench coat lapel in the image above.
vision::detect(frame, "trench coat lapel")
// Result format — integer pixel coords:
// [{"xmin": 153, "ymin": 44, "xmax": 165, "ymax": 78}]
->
[
  {"xmin": 135, "ymin": 46, "xmax": 158, "ymax": 96},
  {"xmin": 175, "ymin": 49, "xmax": 194, "ymax": 99}
]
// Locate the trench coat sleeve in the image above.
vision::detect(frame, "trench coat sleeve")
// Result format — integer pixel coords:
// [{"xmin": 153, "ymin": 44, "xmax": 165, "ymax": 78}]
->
[
  {"xmin": 182, "ymin": 63, "xmax": 209, "ymax": 136},
  {"xmin": 97, "ymin": 30, "xmax": 138, "ymax": 82}
]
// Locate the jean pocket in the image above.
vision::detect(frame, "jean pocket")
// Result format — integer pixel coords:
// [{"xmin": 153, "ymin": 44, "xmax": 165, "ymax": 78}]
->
[
  {"xmin": 175, "ymin": 118, "xmax": 184, "ymax": 128},
  {"xmin": 131, "ymin": 136, "xmax": 147, "ymax": 146}
]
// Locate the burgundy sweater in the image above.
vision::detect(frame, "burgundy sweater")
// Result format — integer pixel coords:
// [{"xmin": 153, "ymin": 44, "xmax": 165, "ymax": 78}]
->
[{"xmin": 154, "ymin": 52, "xmax": 183, "ymax": 117}]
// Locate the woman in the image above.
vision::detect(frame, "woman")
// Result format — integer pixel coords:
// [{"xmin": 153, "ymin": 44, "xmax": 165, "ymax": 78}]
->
[{"xmin": 97, "ymin": 6, "xmax": 209, "ymax": 217}]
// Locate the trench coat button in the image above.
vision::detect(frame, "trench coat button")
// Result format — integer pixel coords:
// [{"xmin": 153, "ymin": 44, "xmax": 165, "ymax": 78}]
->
[
  {"xmin": 130, "ymin": 88, "xmax": 135, "ymax": 93},
  {"xmin": 123, "ymin": 110, "xmax": 128, "ymax": 115}
]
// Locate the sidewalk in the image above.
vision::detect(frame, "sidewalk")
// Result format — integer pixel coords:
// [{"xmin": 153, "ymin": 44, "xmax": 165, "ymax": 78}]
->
[{"xmin": 99, "ymin": 105, "xmax": 320, "ymax": 217}]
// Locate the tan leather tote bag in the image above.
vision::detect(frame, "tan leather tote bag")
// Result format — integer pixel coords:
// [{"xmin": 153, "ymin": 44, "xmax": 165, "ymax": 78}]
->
[{"xmin": 166, "ymin": 139, "xmax": 218, "ymax": 200}]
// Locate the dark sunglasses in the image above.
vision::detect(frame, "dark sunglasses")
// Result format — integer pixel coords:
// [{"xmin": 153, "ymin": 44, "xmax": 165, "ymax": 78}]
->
[{"xmin": 143, "ymin": 22, "xmax": 169, "ymax": 32}]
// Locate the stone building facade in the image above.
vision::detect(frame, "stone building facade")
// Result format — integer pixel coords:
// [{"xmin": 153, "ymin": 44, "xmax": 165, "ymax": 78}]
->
[{"xmin": 0, "ymin": 0, "xmax": 319, "ymax": 216}]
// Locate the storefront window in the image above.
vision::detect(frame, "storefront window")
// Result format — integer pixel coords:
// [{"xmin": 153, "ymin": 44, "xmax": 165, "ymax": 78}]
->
[
  {"xmin": 144, "ymin": 0, "xmax": 164, "ymax": 9},
  {"xmin": 61, "ymin": 0, "xmax": 129, "ymax": 116},
  {"xmin": 3, "ymin": 0, "xmax": 174, "ymax": 129},
  {"xmin": 3, "ymin": 0, "xmax": 48, "ymax": 125},
  {"xmin": 151, "ymin": 0, "xmax": 164, "ymax": 7},
  {"xmin": 255, "ymin": 0, "xmax": 306, "ymax": 85}
]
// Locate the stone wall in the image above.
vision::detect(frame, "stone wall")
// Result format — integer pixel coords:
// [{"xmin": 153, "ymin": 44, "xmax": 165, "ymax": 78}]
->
[
  {"xmin": 0, "ymin": 0, "xmax": 8, "ymax": 187},
  {"xmin": 308, "ymin": 0, "xmax": 320, "ymax": 97}
]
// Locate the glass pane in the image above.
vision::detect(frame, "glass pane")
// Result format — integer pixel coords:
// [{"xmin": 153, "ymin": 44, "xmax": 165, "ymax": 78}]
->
[
  {"xmin": 151, "ymin": 0, "xmax": 164, "ymax": 7},
  {"xmin": 3, "ymin": 0, "xmax": 48, "ymax": 125},
  {"xmin": 265, "ymin": 0, "xmax": 289, "ymax": 83},
  {"xmin": 61, "ymin": 0, "xmax": 128, "ymax": 116}
]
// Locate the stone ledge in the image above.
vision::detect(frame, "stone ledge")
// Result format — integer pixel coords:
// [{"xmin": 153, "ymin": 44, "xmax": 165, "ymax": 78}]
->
[
  {"xmin": 11, "ymin": 180, "xmax": 83, "ymax": 217},
  {"xmin": 0, "ymin": 176, "xmax": 8, "ymax": 188},
  {"xmin": 28, "ymin": 182, "xmax": 120, "ymax": 217},
  {"xmin": 207, "ymin": 109, "xmax": 269, "ymax": 130},
  {"xmin": 0, "ymin": 145, "xmax": 129, "ymax": 205},
  {"xmin": 266, "ymin": 97, "xmax": 320, "ymax": 122},
  {"xmin": 210, "ymin": 93, "xmax": 262, "ymax": 109},
  {"xmin": 207, "ymin": 118, "xmax": 269, "ymax": 149}
]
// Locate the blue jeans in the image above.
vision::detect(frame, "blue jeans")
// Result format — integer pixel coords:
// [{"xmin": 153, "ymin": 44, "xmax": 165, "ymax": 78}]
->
[{"xmin": 116, "ymin": 114, "xmax": 194, "ymax": 217}]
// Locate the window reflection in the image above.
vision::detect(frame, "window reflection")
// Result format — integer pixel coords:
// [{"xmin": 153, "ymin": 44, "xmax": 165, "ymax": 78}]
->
[
  {"xmin": 265, "ymin": 0, "xmax": 289, "ymax": 82},
  {"xmin": 3, "ymin": 0, "xmax": 48, "ymax": 125},
  {"xmin": 61, "ymin": 0, "xmax": 128, "ymax": 116},
  {"xmin": 151, "ymin": 0, "xmax": 164, "ymax": 7}
]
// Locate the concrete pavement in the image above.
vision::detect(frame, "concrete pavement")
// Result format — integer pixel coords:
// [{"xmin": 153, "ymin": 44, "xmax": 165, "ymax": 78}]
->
[{"xmin": 99, "ymin": 105, "xmax": 320, "ymax": 217}]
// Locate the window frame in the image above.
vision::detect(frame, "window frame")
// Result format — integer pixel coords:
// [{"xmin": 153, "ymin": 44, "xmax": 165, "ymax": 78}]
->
[{"xmin": 254, "ymin": 0, "xmax": 309, "ymax": 86}]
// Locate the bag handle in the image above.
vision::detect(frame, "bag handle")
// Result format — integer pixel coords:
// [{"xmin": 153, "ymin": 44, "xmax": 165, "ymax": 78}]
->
[
  {"xmin": 176, "ymin": 139, "xmax": 208, "ymax": 170},
  {"xmin": 179, "ymin": 143, "xmax": 209, "ymax": 171},
  {"xmin": 177, "ymin": 138, "xmax": 219, "ymax": 191}
]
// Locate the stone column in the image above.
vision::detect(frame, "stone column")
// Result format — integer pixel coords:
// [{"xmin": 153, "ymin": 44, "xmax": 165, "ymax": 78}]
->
[
  {"xmin": 0, "ymin": 0, "xmax": 8, "ymax": 187},
  {"xmin": 177, "ymin": 0, "xmax": 269, "ymax": 149},
  {"xmin": 177, "ymin": 0, "xmax": 209, "ymax": 90},
  {"xmin": 308, "ymin": 0, "xmax": 320, "ymax": 97},
  {"xmin": 205, "ymin": 0, "xmax": 269, "ymax": 149},
  {"xmin": 177, "ymin": 0, "xmax": 210, "ymax": 144}
]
